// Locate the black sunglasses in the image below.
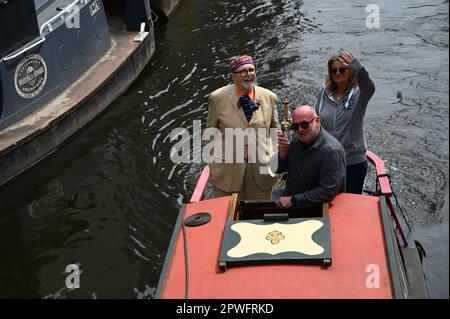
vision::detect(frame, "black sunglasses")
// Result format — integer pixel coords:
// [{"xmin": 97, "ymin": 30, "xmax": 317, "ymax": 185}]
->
[
  {"xmin": 330, "ymin": 67, "xmax": 348, "ymax": 75},
  {"xmin": 290, "ymin": 117, "xmax": 317, "ymax": 130}
]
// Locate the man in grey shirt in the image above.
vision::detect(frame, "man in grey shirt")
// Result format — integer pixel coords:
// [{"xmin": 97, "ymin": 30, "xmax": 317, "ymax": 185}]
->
[{"xmin": 275, "ymin": 105, "xmax": 346, "ymax": 209}]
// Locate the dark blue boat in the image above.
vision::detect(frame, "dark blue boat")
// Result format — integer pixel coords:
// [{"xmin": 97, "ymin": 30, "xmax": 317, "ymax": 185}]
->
[{"xmin": 0, "ymin": 0, "xmax": 157, "ymax": 187}]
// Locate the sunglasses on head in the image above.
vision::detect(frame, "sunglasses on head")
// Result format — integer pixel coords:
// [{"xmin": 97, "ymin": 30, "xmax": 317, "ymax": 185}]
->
[
  {"xmin": 330, "ymin": 67, "xmax": 348, "ymax": 75},
  {"xmin": 290, "ymin": 117, "xmax": 317, "ymax": 130}
]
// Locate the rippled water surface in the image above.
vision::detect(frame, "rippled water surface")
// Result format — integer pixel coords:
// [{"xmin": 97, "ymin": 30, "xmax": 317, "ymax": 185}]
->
[{"xmin": 0, "ymin": 0, "xmax": 448, "ymax": 298}]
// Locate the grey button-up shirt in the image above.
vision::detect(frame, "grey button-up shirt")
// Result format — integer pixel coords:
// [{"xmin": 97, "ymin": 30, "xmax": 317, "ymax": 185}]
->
[{"xmin": 276, "ymin": 129, "xmax": 346, "ymax": 208}]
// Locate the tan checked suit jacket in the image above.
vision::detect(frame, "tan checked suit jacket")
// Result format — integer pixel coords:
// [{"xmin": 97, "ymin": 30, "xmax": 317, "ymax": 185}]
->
[{"xmin": 206, "ymin": 84, "xmax": 280, "ymax": 193}]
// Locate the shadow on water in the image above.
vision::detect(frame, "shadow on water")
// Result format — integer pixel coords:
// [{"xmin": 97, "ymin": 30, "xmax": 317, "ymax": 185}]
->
[{"xmin": 0, "ymin": 0, "xmax": 448, "ymax": 298}]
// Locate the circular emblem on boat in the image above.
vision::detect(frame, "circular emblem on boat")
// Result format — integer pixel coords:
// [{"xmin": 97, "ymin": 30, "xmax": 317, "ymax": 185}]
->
[
  {"xmin": 184, "ymin": 212, "xmax": 212, "ymax": 227},
  {"xmin": 14, "ymin": 54, "xmax": 47, "ymax": 99}
]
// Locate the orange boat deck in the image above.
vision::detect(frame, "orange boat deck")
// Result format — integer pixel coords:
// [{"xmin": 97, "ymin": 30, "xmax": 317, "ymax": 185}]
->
[{"xmin": 158, "ymin": 193, "xmax": 397, "ymax": 299}]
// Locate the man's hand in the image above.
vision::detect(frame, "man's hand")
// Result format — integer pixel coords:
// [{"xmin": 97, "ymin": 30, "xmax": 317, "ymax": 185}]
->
[
  {"xmin": 276, "ymin": 196, "xmax": 293, "ymax": 209},
  {"xmin": 278, "ymin": 134, "xmax": 290, "ymax": 159}
]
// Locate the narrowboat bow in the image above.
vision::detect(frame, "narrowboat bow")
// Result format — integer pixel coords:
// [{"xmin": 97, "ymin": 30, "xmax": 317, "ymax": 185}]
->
[{"xmin": 156, "ymin": 151, "xmax": 428, "ymax": 299}]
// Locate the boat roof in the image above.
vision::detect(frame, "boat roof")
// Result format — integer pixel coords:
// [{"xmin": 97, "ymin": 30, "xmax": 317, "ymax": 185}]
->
[{"xmin": 158, "ymin": 193, "xmax": 397, "ymax": 299}]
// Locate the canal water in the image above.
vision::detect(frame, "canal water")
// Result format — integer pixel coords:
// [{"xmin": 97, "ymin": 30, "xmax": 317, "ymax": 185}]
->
[{"xmin": 0, "ymin": 0, "xmax": 448, "ymax": 298}]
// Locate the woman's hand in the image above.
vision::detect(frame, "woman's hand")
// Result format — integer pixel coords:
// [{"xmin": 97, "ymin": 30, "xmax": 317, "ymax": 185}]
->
[{"xmin": 339, "ymin": 51, "xmax": 356, "ymax": 66}]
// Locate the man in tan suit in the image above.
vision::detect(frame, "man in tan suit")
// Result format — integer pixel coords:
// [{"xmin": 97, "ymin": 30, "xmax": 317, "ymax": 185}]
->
[{"xmin": 206, "ymin": 55, "xmax": 280, "ymax": 200}]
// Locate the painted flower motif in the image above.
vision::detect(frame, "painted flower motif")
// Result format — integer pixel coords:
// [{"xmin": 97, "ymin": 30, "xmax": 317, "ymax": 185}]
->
[{"xmin": 266, "ymin": 230, "xmax": 285, "ymax": 245}]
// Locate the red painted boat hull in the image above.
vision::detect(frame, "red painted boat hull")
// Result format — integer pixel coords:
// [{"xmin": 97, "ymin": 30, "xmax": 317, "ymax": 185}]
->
[{"xmin": 158, "ymin": 194, "xmax": 396, "ymax": 299}]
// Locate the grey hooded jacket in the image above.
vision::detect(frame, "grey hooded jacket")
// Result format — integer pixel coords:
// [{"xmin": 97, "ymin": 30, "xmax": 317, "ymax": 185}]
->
[{"xmin": 315, "ymin": 59, "xmax": 375, "ymax": 165}]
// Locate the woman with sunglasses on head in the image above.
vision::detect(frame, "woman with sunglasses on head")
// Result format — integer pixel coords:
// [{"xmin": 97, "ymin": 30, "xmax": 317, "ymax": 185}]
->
[{"xmin": 315, "ymin": 51, "xmax": 375, "ymax": 194}]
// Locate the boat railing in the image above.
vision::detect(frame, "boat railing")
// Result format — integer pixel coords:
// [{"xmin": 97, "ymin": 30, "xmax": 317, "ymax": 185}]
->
[
  {"xmin": 0, "ymin": 0, "xmax": 91, "ymax": 63},
  {"xmin": 366, "ymin": 151, "xmax": 409, "ymax": 247},
  {"xmin": 366, "ymin": 150, "xmax": 392, "ymax": 196},
  {"xmin": 0, "ymin": 36, "xmax": 46, "ymax": 62},
  {"xmin": 39, "ymin": 0, "xmax": 89, "ymax": 35},
  {"xmin": 190, "ymin": 165, "xmax": 210, "ymax": 203}
]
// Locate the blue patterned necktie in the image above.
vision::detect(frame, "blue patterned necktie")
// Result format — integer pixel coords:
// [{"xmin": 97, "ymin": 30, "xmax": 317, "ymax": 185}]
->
[{"xmin": 239, "ymin": 95, "xmax": 258, "ymax": 122}]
